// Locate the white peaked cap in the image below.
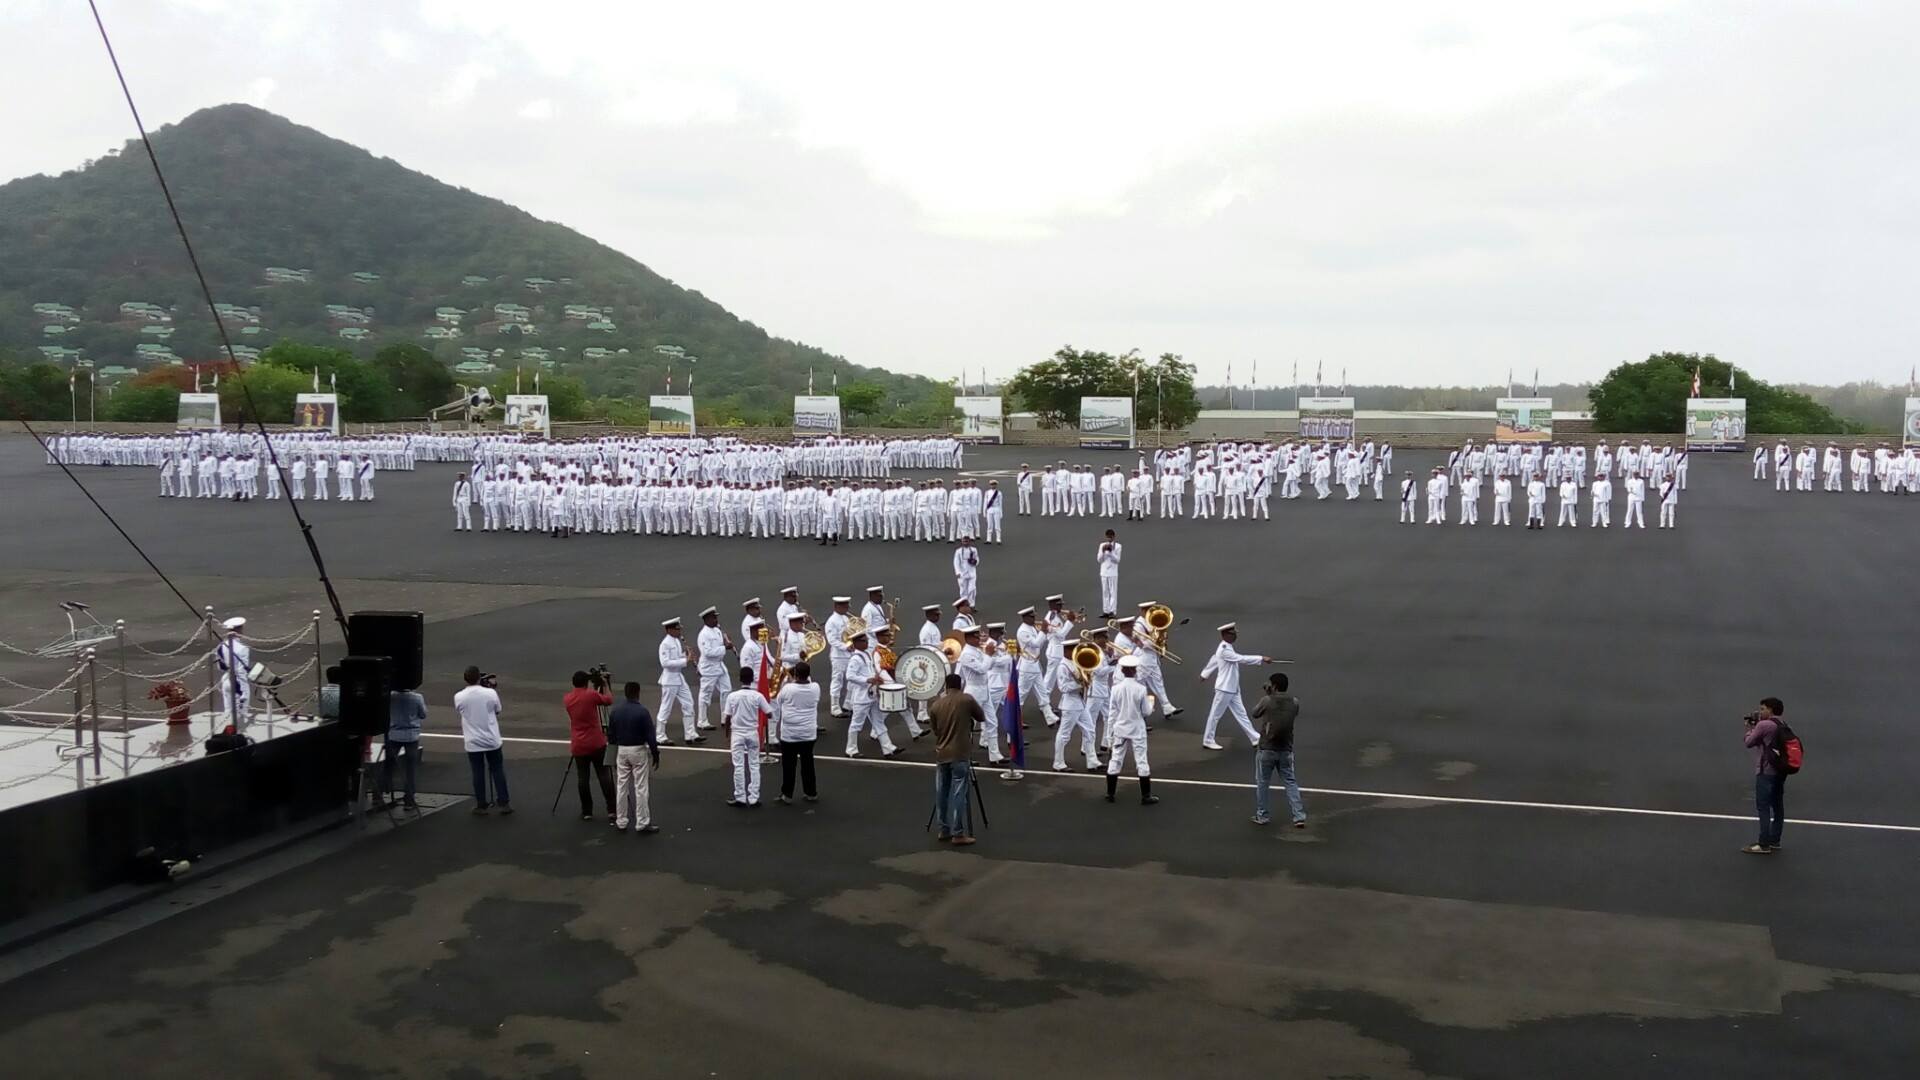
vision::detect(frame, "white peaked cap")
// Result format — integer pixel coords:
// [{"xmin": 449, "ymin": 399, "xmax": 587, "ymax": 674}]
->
[
  {"xmin": 222, "ymin": 617, "xmax": 247, "ymax": 631},
  {"xmin": 699, "ymin": 607, "xmax": 717, "ymax": 618},
  {"xmin": 662, "ymin": 617, "xmax": 681, "ymax": 627},
  {"xmin": 1217, "ymin": 622, "xmax": 1237, "ymax": 633}
]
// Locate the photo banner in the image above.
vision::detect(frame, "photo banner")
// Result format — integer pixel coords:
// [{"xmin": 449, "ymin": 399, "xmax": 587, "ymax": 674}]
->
[
  {"xmin": 1494, "ymin": 397, "xmax": 1554, "ymax": 443},
  {"xmin": 1078, "ymin": 396, "xmax": 1135, "ymax": 449},
  {"xmin": 294, "ymin": 393, "xmax": 340, "ymax": 436},
  {"xmin": 1298, "ymin": 397, "xmax": 1356, "ymax": 441},
  {"xmin": 955, "ymin": 395, "xmax": 1004, "ymax": 443},
  {"xmin": 504, "ymin": 394, "xmax": 551, "ymax": 437},
  {"xmin": 1685, "ymin": 397, "xmax": 1747, "ymax": 452},
  {"xmin": 176, "ymin": 392, "xmax": 221, "ymax": 430},
  {"xmin": 1905, "ymin": 397, "xmax": 1920, "ymax": 448},
  {"xmin": 793, "ymin": 394, "xmax": 843, "ymax": 437},
  {"xmin": 648, "ymin": 394, "xmax": 695, "ymax": 436}
]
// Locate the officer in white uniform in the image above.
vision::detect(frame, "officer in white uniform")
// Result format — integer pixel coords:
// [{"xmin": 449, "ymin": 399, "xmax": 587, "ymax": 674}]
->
[
  {"xmin": 214, "ymin": 616, "xmax": 252, "ymax": 727},
  {"xmin": 1104, "ymin": 657, "xmax": 1157, "ymax": 805},
  {"xmin": 1198, "ymin": 623, "xmax": 1272, "ymax": 750},
  {"xmin": 1014, "ymin": 607, "xmax": 1058, "ymax": 726},
  {"xmin": 842, "ymin": 631, "xmax": 899, "ymax": 758},
  {"xmin": 823, "ymin": 597, "xmax": 853, "ymax": 718},
  {"xmin": 657, "ymin": 617, "xmax": 699, "ymax": 745},
  {"xmin": 954, "ymin": 626, "xmax": 1000, "ymax": 763},
  {"xmin": 952, "ymin": 539, "xmax": 979, "ymax": 606},
  {"xmin": 694, "ymin": 607, "xmax": 732, "ymax": 733},
  {"xmin": 1096, "ymin": 531, "xmax": 1122, "ymax": 618}
]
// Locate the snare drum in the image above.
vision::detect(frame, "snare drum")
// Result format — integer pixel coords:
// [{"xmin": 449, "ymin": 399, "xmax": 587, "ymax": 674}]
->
[{"xmin": 877, "ymin": 683, "xmax": 908, "ymax": 713}]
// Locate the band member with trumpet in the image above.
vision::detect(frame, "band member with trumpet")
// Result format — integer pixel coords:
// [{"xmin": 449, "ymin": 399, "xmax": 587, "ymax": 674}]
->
[
  {"xmin": 780, "ymin": 610, "xmax": 810, "ymax": 685},
  {"xmin": 954, "ymin": 625, "xmax": 1000, "ymax": 764},
  {"xmin": 1042, "ymin": 594, "xmax": 1078, "ymax": 696},
  {"xmin": 1129, "ymin": 603, "xmax": 1182, "ymax": 719},
  {"xmin": 657, "ymin": 617, "xmax": 701, "ymax": 746},
  {"xmin": 694, "ymin": 607, "xmax": 734, "ymax": 733},
  {"xmin": 1096, "ymin": 529, "xmax": 1123, "ymax": 618},
  {"xmin": 824, "ymin": 597, "xmax": 854, "ymax": 719},
  {"xmin": 1199, "ymin": 622, "xmax": 1277, "ymax": 750},
  {"xmin": 984, "ymin": 623, "xmax": 1013, "ymax": 725},
  {"xmin": 953, "ymin": 536, "xmax": 980, "ymax": 606},
  {"xmin": 1015, "ymin": 607, "xmax": 1059, "ymax": 727},
  {"xmin": 842, "ymin": 629, "xmax": 903, "ymax": 758}
]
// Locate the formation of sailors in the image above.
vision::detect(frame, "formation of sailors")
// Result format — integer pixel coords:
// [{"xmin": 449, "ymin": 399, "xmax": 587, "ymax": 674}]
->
[{"xmin": 1757, "ymin": 441, "xmax": 1918, "ymax": 493}]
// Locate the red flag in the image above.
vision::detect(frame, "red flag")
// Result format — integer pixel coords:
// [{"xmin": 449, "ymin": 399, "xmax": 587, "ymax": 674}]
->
[
  {"xmin": 1691, "ymin": 366, "xmax": 1701, "ymax": 397},
  {"xmin": 755, "ymin": 641, "xmax": 771, "ymax": 744}
]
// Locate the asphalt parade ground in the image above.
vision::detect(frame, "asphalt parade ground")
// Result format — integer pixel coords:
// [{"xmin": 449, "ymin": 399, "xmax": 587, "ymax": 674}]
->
[{"xmin": 0, "ymin": 434, "xmax": 1916, "ymax": 1078}]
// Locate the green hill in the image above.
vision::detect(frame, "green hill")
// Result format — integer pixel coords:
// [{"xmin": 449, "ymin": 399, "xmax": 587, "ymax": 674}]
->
[{"xmin": 0, "ymin": 103, "xmax": 942, "ymax": 421}]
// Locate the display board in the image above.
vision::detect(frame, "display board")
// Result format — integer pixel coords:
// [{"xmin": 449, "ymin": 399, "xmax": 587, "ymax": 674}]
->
[
  {"xmin": 1078, "ymin": 396, "xmax": 1135, "ymax": 449},
  {"xmin": 648, "ymin": 394, "xmax": 695, "ymax": 436},
  {"xmin": 793, "ymin": 395, "xmax": 843, "ymax": 437},
  {"xmin": 1298, "ymin": 397, "xmax": 1356, "ymax": 441},
  {"xmin": 1684, "ymin": 397, "xmax": 1746, "ymax": 452},
  {"xmin": 176, "ymin": 392, "xmax": 221, "ymax": 430},
  {"xmin": 1494, "ymin": 397, "xmax": 1554, "ymax": 443},
  {"xmin": 1905, "ymin": 397, "xmax": 1920, "ymax": 448},
  {"xmin": 294, "ymin": 393, "xmax": 340, "ymax": 436},
  {"xmin": 955, "ymin": 395, "xmax": 1004, "ymax": 443},
  {"xmin": 503, "ymin": 394, "xmax": 551, "ymax": 437}
]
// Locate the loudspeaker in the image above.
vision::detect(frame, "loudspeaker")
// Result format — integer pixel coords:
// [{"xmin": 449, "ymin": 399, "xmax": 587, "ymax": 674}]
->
[
  {"xmin": 336, "ymin": 654, "xmax": 392, "ymax": 738},
  {"xmin": 347, "ymin": 610, "xmax": 423, "ymax": 691}
]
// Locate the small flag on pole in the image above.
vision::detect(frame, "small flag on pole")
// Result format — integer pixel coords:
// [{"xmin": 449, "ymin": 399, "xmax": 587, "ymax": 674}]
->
[
  {"xmin": 330, "ymin": 371, "xmax": 336, "ymax": 391},
  {"xmin": 808, "ymin": 368, "xmax": 814, "ymax": 395},
  {"xmin": 1339, "ymin": 367, "xmax": 1346, "ymax": 394},
  {"xmin": 312, "ymin": 368, "xmax": 320, "ymax": 392},
  {"xmin": 211, "ymin": 370, "xmax": 219, "ymax": 389},
  {"xmin": 1000, "ymin": 661, "xmax": 1026, "ymax": 771},
  {"xmin": 534, "ymin": 371, "xmax": 541, "ymax": 393},
  {"xmin": 1506, "ymin": 368, "xmax": 1513, "ymax": 398},
  {"xmin": 1532, "ymin": 367, "xmax": 1539, "ymax": 396},
  {"xmin": 1730, "ymin": 368, "xmax": 1737, "ymax": 393},
  {"xmin": 1690, "ymin": 366, "xmax": 1701, "ymax": 397},
  {"xmin": 194, "ymin": 369, "xmax": 201, "ymax": 393},
  {"xmin": 832, "ymin": 370, "xmax": 838, "ymax": 390}
]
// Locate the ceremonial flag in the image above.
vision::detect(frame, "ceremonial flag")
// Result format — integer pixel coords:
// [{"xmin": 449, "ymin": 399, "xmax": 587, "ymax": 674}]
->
[
  {"xmin": 832, "ymin": 370, "xmax": 838, "ymax": 390},
  {"xmin": 1532, "ymin": 367, "xmax": 1539, "ymax": 396},
  {"xmin": 1506, "ymin": 368, "xmax": 1513, "ymax": 397},
  {"xmin": 1339, "ymin": 366, "xmax": 1346, "ymax": 394},
  {"xmin": 516, "ymin": 368, "xmax": 522, "ymax": 394},
  {"xmin": 312, "ymin": 368, "xmax": 320, "ymax": 392},
  {"xmin": 999, "ymin": 661, "xmax": 1026, "ymax": 769},
  {"xmin": 1910, "ymin": 364, "xmax": 1915, "ymax": 394},
  {"xmin": 686, "ymin": 372, "xmax": 693, "ymax": 390},
  {"xmin": 1226, "ymin": 362, "xmax": 1232, "ymax": 409},
  {"xmin": 1730, "ymin": 368, "xmax": 1737, "ymax": 393},
  {"xmin": 534, "ymin": 371, "xmax": 541, "ymax": 393},
  {"xmin": 194, "ymin": 369, "xmax": 201, "ymax": 393},
  {"xmin": 1691, "ymin": 366, "xmax": 1701, "ymax": 397},
  {"xmin": 329, "ymin": 371, "xmax": 336, "ymax": 391},
  {"xmin": 755, "ymin": 642, "xmax": 772, "ymax": 744},
  {"xmin": 211, "ymin": 370, "xmax": 219, "ymax": 388},
  {"xmin": 808, "ymin": 368, "xmax": 814, "ymax": 395},
  {"xmin": 1316, "ymin": 359, "xmax": 1322, "ymax": 390}
]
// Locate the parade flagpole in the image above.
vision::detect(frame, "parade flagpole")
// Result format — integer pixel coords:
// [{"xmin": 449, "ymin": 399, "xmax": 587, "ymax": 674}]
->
[
  {"xmin": 1226, "ymin": 362, "xmax": 1233, "ymax": 410},
  {"xmin": 1251, "ymin": 360, "xmax": 1258, "ymax": 410},
  {"xmin": 312, "ymin": 368, "xmax": 320, "ymax": 392},
  {"xmin": 1506, "ymin": 368, "xmax": 1513, "ymax": 398},
  {"xmin": 1532, "ymin": 367, "xmax": 1539, "ymax": 396}
]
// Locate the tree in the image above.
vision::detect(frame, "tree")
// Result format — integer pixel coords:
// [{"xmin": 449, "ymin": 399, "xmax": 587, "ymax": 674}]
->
[
  {"xmin": 257, "ymin": 341, "xmax": 395, "ymax": 421},
  {"xmin": 839, "ymin": 380, "xmax": 886, "ymax": 420},
  {"xmin": 102, "ymin": 383, "xmax": 181, "ymax": 422},
  {"xmin": 486, "ymin": 372, "xmax": 588, "ymax": 421},
  {"xmin": 1006, "ymin": 346, "xmax": 1201, "ymax": 430},
  {"xmin": 1590, "ymin": 352, "xmax": 1855, "ymax": 434},
  {"xmin": 373, "ymin": 343, "xmax": 454, "ymax": 417},
  {"xmin": 218, "ymin": 364, "xmax": 312, "ymax": 424}
]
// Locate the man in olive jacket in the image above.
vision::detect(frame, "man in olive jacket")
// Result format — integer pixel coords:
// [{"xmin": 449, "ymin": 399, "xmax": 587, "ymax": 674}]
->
[{"xmin": 1250, "ymin": 673, "xmax": 1305, "ymax": 827}]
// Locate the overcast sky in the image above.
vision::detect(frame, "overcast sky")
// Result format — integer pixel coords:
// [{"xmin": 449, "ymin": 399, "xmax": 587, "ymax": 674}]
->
[{"xmin": 5, "ymin": 0, "xmax": 1915, "ymax": 388}]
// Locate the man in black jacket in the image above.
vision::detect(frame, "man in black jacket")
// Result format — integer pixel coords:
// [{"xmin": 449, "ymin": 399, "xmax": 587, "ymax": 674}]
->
[{"xmin": 1251, "ymin": 673, "xmax": 1305, "ymax": 827}]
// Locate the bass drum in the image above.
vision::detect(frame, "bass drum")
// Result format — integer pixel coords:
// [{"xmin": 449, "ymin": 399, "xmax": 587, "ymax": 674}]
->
[{"xmin": 892, "ymin": 645, "xmax": 949, "ymax": 701}]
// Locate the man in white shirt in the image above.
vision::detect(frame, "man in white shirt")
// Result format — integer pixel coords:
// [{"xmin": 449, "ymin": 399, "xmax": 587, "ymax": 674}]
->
[
  {"xmin": 982, "ymin": 481, "xmax": 1005, "ymax": 543},
  {"xmin": 1425, "ymin": 468, "xmax": 1449, "ymax": 525},
  {"xmin": 953, "ymin": 538, "xmax": 979, "ymax": 606},
  {"xmin": 1104, "ymin": 657, "xmax": 1157, "ymax": 805},
  {"xmin": 842, "ymin": 631, "xmax": 899, "ymax": 758},
  {"xmin": 1198, "ymin": 623, "xmax": 1273, "ymax": 751},
  {"xmin": 1625, "ymin": 475, "xmax": 1647, "ymax": 528},
  {"xmin": 694, "ymin": 607, "xmax": 732, "ymax": 732},
  {"xmin": 823, "ymin": 597, "xmax": 854, "ymax": 719},
  {"xmin": 1016, "ymin": 464, "xmax": 1034, "ymax": 515},
  {"xmin": 1556, "ymin": 477, "xmax": 1579, "ymax": 527},
  {"xmin": 1096, "ymin": 530, "xmax": 1122, "ymax": 618},
  {"xmin": 722, "ymin": 667, "xmax": 770, "ymax": 807},
  {"xmin": 455, "ymin": 665, "xmax": 511, "ymax": 813},
  {"xmin": 1399, "ymin": 471, "xmax": 1418, "ymax": 524},
  {"xmin": 1525, "ymin": 477, "xmax": 1548, "ymax": 530},
  {"xmin": 657, "ymin": 618, "xmax": 699, "ymax": 745},
  {"xmin": 955, "ymin": 626, "xmax": 1000, "ymax": 763},
  {"xmin": 1657, "ymin": 475, "xmax": 1680, "ymax": 528},
  {"xmin": 773, "ymin": 661, "xmax": 822, "ymax": 802},
  {"xmin": 1014, "ymin": 607, "xmax": 1059, "ymax": 727},
  {"xmin": 1590, "ymin": 475, "xmax": 1613, "ymax": 527},
  {"xmin": 1492, "ymin": 475, "xmax": 1513, "ymax": 526}
]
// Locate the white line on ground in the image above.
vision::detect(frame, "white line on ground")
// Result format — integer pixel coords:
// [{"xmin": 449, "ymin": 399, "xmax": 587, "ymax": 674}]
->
[{"xmin": 416, "ymin": 732, "xmax": 1920, "ymax": 835}]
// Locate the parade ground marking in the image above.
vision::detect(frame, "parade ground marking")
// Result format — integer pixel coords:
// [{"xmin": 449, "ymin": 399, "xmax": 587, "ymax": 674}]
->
[{"xmin": 418, "ymin": 732, "xmax": 1920, "ymax": 836}]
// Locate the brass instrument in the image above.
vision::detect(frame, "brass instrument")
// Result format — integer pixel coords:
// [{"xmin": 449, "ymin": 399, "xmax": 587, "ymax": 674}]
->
[
  {"xmin": 801, "ymin": 630, "xmax": 828, "ymax": 660},
  {"xmin": 1069, "ymin": 638, "xmax": 1105, "ymax": 687},
  {"xmin": 838, "ymin": 615, "xmax": 870, "ymax": 650},
  {"xmin": 876, "ymin": 644, "xmax": 897, "ymax": 673},
  {"xmin": 1138, "ymin": 603, "xmax": 1184, "ymax": 664},
  {"xmin": 759, "ymin": 627, "xmax": 785, "ymax": 696},
  {"xmin": 939, "ymin": 631, "xmax": 964, "ymax": 664}
]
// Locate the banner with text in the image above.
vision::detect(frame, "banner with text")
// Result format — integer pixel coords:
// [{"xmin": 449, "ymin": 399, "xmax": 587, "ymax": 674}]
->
[
  {"xmin": 1685, "ymin": 397, "xmax": 1746, "ymax": 452},
  {"xmin": 1494, "ymin": 397, "xmax": 1554, "ymax": 443},
  {"xmin": 1079, "ymin": 396, "xmax": 1135, "ymax": 449},
  {"xmin": 648, "ymin": 394, "xmax": 696, "ymax": 436},
  {"xmin": 1905, "ymin": 397, "xmax": 1920, "ymax": 448},
  {"xmin": 1298, "ymin": 397, "xmax": 1356, "ymax": 441},
  {"xmin": 294, "ymin": 393, "xmax": 340, "ymax": 436},
  {"xmin": 504, "ymin": 394, "xmax": 551, "ymax": 437},
  {"xmin": 793, "ymin": 395, "xmax": 843, "ymax": 437},
  {"xmin": 955, "ymin": 395, "xmax": 1004, "ymax": 443},
  {"xmin": 176, "ymin": 392, "xmax": 221, "ymax": 430}
]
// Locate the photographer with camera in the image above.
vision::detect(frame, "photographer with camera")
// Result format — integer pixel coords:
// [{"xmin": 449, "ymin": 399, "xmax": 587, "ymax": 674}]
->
[
  {"xmin": 455, "ymin": 666, "xmax": 511, "ymax": 815},
  {"xmin": 1742, "ymin": 698, "xmax": 1797, "ymax": 854},
  {"xmin": 565, "ymin": 668, "xmax": 617, "ymax": 823}
]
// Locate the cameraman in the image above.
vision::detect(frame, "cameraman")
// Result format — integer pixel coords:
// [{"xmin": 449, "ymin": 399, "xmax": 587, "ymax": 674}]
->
[
  {"xmin": 1742, "ymin": 698, "xmax": 1788, "ymax": 854},
  {"xmin": 565, "ymin": 669, "xmax": 616, "ymax": 823}
]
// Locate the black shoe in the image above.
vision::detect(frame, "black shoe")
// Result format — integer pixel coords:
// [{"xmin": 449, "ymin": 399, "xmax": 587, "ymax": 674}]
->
[
  {"xmin": 689, "ymin": 736, "xmax": 708, "ymax": 745},
  {"xmin": 639, "ymin": 824, "xmax": 659, "ymax": 834},
  {"xmin": 497, "ymin": 803, "xmax": 514, "ymax": 815}
]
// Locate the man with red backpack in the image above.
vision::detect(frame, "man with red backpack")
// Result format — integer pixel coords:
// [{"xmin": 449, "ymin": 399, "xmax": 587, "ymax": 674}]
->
[{"xmin": 1743, "ymin": 697, "xmax": 1801, "ymax": 854}]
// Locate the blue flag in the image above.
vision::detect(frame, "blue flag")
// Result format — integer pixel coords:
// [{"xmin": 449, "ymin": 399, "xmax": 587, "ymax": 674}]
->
[{"xmin": 1000, "ymin": 661, "xmax": 1026, "ymax": 769}]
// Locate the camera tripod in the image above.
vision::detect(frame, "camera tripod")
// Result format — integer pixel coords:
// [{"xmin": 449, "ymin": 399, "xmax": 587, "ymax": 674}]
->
[
  {"xmin": 549, "ymin": 669, "xmax": 616, "ymax": 816},
  {"xmin": 924, "ymin": 757, "xmax": 991, "ymax": 833}
]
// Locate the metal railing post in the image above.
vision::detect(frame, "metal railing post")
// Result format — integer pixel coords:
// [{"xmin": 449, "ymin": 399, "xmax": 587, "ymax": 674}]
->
[
  {"xmin": 204, "ymin": 605, "xmax": 217, "ymax": 737},
  {"xmin": 87, "ymin": 648, "xmax": 101, "ymax": 777},
  {"xmin": 313, "ymin": 610, "xmax": 323, "ymax": 716}
]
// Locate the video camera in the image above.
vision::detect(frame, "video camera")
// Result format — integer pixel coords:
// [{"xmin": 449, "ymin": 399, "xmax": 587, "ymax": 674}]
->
[
  {"xmin": 586, "ymin": 664, "xmax": 612, "ymax": 691},
  {"xmin": 478, "ymin": 671, "xmax": 499, "ymax": 690}
]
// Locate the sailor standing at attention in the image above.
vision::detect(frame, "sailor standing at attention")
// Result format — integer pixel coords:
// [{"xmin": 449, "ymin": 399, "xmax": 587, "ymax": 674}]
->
[
  {"xmin": 656, "ymin": 617, "xmax": 701, "ymax": 746},
  {"xmin": 823, "ymin": 597, "xmax": 854, "ymax": 719},
  {"xmin": 453, "ymin": 473, "xmax": 473, "ymax": 531},
  {"xmin": 1096, "ymin": 530, "xmax": 1122, "ymax": 618},
  {"xmin": 1198, "ymin": 623, "xmax": 1273, "ymax": 751},
  {"xmin": 694, "ymin": 607, "xmax": 732, "ymax": 733},
  {"xmin": 1016, "ymin": 464, "xmax": 1034, "ymax": 516},
  {"xmin": 1399, "ymin": 471, "xmax": 1418, "ymax": 524}
]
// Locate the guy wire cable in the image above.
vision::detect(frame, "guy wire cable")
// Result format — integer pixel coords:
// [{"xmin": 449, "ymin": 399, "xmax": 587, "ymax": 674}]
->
[
  {"xmin": 0, "ymin": 402, "xmax": 202, "ymax": 623},
  {"xmin": 87, "ymin": 0, "xmax": 349, "ymax": 640}
]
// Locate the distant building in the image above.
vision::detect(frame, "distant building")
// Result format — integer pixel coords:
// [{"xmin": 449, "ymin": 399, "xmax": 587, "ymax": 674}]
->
[
  {"xmin": 140, "ymin": 325, "xmax": 175, "ymax": 338},
  {"xmin": 582, "ymin": 347, "xmax": 614, "ymax": 360},
  {"xmin": 119, "ymin": 301, "xmax": 170, "ymax": 321},
  {"xmin": 452, "ymin": 360, "xmax": 497, "ymax": 375},
  {"xmin": 97, "ymin": 365, "xmax": 138, "ymax": 379},
  {"xmin": 424, "ymin": 325, "xmax": 458, "ymax": 340},
  {"xmin": 227, "ymin": 346, "xmax": 261, "ymax": 361},
  {"xmin": 240, "ymin": 325, "xmax": 266, "ymax": 336},
  {"xmin": 435, "ymin": 306, "xmax": 466, "ymax": 324},
  {"xmin": 562, "ymin": 305, "xmax": 602, "ymax": 320},
  {"xmin": 492, "ymin": 303, "xmax": 531, "ymax": 323},
  {"xmin": 523, "ymin": 277, "xmax": 557, "ymax": 292},
  {"xmin": 350, "ymin": 271, "xmax": 381, "ymax": 284},
  {"xmin": 338, "ymin": 327, "xmax": 370, "ymax": 341},
  {"xmin": 460, "ymin": 347, "xmax": 491, "ymax": 362},
  {"xmin": 586, "ymin": 320, "xmax": 616, "ymax": 333},
  {"xmin": 263, "ymin": 266, "xmax": 312, "ymax": 284},
  {"xmin": 42, "ymin": 325, "xmax": 69, "ymax": 336},
  {"xmin": 135, "ymin": 343, "xmax": 178, "ymax": 360},
  {"xmin": 519, "ymin": 347, "xmax": 551, "ymax": 361},
  {"xmin": 33, "ymin": 302, "xmax": 79, "ymax": 322},
  {"xmin": 214, "ymin": 303, "xmax": 260, "ymax": 324},
  {"xmin": 325, "ymin": 305, "xmax": 372, "ymax": 325},
  {"xmin": 461, "ymin": 275, "xmax": 490, "ymax": 287},
  {"xmin": 37, "ymin": 346, "xmax": 84, "ymax": 362}
]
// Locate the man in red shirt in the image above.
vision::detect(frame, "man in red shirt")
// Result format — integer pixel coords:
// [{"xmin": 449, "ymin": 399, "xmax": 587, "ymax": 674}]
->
[{"xmin": 565, "ymin": 670, "xmax": 616, "ymax": 822}]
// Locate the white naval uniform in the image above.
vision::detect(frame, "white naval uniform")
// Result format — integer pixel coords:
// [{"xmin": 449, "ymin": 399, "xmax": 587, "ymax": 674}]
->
[
  {"xmin": 1199, "ymin": 641, "xmax": 1265, "ymax": 747},
  {"xmin": 1096, "ymin": 541, "xmax": 1122, "ymax": 615},
  {"xmin": 843, "ymin": 648, "xmax": 897, "ymax": 756},
  {"xmin": 694, "ymin": 624, "xmax": 731, "ymax": 731},
  {"xmin": 1105, "ymin": 678, "xmax": 1152, "ymax": 779},
  {"xmin": 1015, "ymin": 622, "xmax": 1058, "ymax": 724},
  {"xmin": 823, "ymin": 611, "xmax": 851, "ymax": 716},
  {"xmin": 657, "ymin": 634, "xmax": 696, "ymax": 740},
  {"xmin": 723, "ymin": 686, "xmax": 768, "ymax": 803}
]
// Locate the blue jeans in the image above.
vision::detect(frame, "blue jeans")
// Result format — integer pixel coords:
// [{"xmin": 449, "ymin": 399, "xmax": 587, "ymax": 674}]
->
[
  {"xmin": 468, "ymin": 748, "xmax": 511, "ymax": 807},
  {"xmin": 933, "ymin": 760, "xmax": 973, "ymax": 838},
  {"xmin": 1254, "ymin": 748, "xmax": 1305, "ymax": 823},
  {"xmin": 1755, "ymin": 773, "xmax": 1785, "ymax": 847}
]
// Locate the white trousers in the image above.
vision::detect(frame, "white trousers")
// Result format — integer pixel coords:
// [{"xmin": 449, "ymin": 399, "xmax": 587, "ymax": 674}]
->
[
  {"xmin": 1139, "ymin": 667, "xmax": 1175, "ymax": 713},
  {"xmin": 1203, "ymin": 690, "xmax": 1257, "ymax": 745},
  {"xmin": 694, "ymin": 674, "xmax": 728, "ymax": 729},
  {"xmin": 828, "ymin": 654, "xmax": 849, "ymax": 713},
  {"xmin": 614, "ymin": 747, "xmax": 652, "ymax": 828},
  {"xmin": 1106, "ymin": 735, "xmax": 1149, "ymax": 777},
  {"xmin": 1099, "ymin": 574, "xmax": 1119, "ymax": 615},
  {"xmin": 846, "ymin": 699, "xmax": 897, "ymax": 755},
  {"xmin": 730, "ymin": 732, "xmax": 761, "ymax": 803},
  {"xmin": 658, "ymin": 682, "xmax": 696, "ymax": 739},
  {"xmin": 1054, "ymin": 700, "xmax": 1098, "ymax": 767},
  {"xmin": 1018, "ymin": 664, "xmax": 1057, "ymax": 722}
]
